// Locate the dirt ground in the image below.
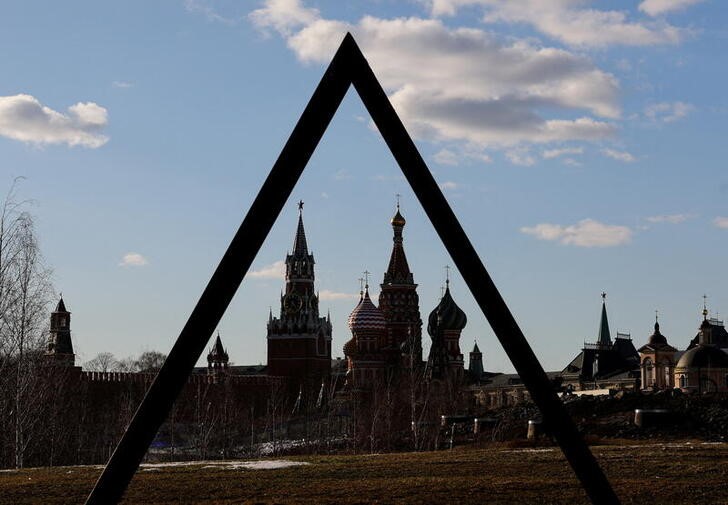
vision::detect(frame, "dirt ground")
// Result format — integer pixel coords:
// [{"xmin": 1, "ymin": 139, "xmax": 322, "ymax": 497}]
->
[{"xmin": 2, "ymin": 441, "xmax": 728, "ymax": 504}]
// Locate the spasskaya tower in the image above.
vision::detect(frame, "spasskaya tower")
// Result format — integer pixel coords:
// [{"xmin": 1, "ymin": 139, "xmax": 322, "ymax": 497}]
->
[{"xmin": 267, "ymin": 201, "xmax": 332, "ymax": 379}]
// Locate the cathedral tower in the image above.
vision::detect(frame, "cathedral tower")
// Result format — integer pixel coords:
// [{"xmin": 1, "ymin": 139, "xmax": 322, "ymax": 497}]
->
[
  {"xmin": 378, "ymin": 202, "xmax": 423, "ymax": 365},
  {"xmin": 46, "ymin": 296, "xmax": 75, "ymax": 367},
  {"xmin": 267, "ymin": 202, "xmax": 332, "ymax": 379}
]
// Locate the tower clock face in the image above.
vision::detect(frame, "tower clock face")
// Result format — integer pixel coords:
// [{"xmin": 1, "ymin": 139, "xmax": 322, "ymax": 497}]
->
[{"xmin": 284, "ymin": 293, "xmax": 303, "ymax": 314}]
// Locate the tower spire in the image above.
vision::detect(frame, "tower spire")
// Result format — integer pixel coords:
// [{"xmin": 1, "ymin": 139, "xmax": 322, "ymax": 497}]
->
[
  {"xmin": 292, "ymin": 200, "xmax": 308, "ymax": 256},
  {"xmin": 597, "ymin": 292, "xmax": 612, "ymax": 347},
  {"xmin": 384, "ymin": 200, "xmax": 412, "ymax": 284}
]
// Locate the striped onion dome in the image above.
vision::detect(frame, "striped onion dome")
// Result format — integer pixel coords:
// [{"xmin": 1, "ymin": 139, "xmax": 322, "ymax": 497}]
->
[{"xmin": 348, "ymin": 288, "xmax": 386, "ymax": 332}]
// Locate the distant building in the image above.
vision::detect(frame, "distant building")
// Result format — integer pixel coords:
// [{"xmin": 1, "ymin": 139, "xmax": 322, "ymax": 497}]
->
[
  {"xmin": 471, "ymin": 294, "xmax": 641, "ymax": 409},
  {"xmin": 342, "ymin": 203, "xmax": 466, "ymax": 390},
  {"xmin": 637, "ymin": 317, "xmax": 677, "ymax": 389},
  {"xmin": 560, "ymin": 294, "xmax": 640, "ymax": 391},
  {"xmin": 652, "ymin": 303, "xmax": 728, "ymax": 393}
]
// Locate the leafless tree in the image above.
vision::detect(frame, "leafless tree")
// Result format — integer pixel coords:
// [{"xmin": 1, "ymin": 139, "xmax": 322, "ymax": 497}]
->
[
  {"xmin": 0, "ymin": 179, "xmax": 54, "ymax": 468},
  {"xmin": 135, "ymin": 350, "xmax": 166, "ymax": 372},
  {"xmin": 84, "ymin": 352, "xmax": 119, "ymax": 372}
]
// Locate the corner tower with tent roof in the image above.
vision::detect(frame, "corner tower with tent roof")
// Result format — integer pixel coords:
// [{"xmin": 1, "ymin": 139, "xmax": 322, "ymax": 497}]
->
[
  {"xmin": 266, "ymin": 201, "xmax": 332, "ymax": 380},
  {"xmin": 46, "ymin": 296, "xmax": 76, "ymax": 367},
  {"xmin": 207, "ymin": 333, "xmax": 230, "ymax": 376}
]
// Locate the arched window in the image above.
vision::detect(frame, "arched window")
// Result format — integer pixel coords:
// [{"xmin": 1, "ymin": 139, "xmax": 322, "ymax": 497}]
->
[
  {"xmin": 679, "ymin": 375, "xmax": 687, "ymax": 388},
  {"xmin": 643, "ymin": 358, "xmax": 654, "ymax": 387}
]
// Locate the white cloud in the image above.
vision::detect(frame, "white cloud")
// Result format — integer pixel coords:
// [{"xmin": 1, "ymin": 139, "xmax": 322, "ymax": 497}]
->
[
  {"xmin": 714, "ymin": 217, "xmax": 728, "ymax": 230},
  {"xmin": 639, "ymin": 0, "xmax": 705, "ymax": 17},
  {"xmin": 248, "ymin": 260, "xmax": 286, "ymax": 279},
  {"xmin": 646, "ymin": 213, "xmax": 693, "ymax": 224},
  {"xmin": 506, "ymin": 148, "xmax": 535, "ymax": 166},
  {"xmin": 601, "ymin": 148, "xmax": 636, "ymax": 163},
  {"xmin": 249, "ymin": 0, "xmax": 320, "ymax": 35},
  {"xmin": 119, "ymin": 253, "xmax": 148, "ymax": 267},
  {"xmin": 319, "ymin": 290, "xmax": 358, "ymax": 301},
  {"xmin": 249, "ymin": 2, "xmax": 620, "ymax": 149},
  {"xmin": 439, "ymin": 181, "xmax": 459, "ymax": 190},
  {"xmin": 371, "ymin": 174, "xmax": 405, "ymax": 182},
  {"xmin": 644, "ymin": 101, "xmax": 693, "ymax": 123},
  {"xmin": 521, "ymin": 219, "xmax": 633, "ymax": 247},
  {"xmin": 434, "ymin": 149, "xmax": 459, "ymax": 166},
  {"xmin": 563, "ymin": 157, "xmax": 582, "ymax": 167},
  {"xmin": 186, "ymin": 0, "xmax": 245, "ymax": 25},
  {"xmin": 542, "ymin": 146, "xmax": 583, "ymax": 159},
  {"xmin": 112, "ymin": 81, "xmax": 134, "ymax": 89},
  {"xmin": 429, "ymin": 0, "xmax": 687, "ymax": 47},
  {"xmin": 434, "ymin": 147, "xmax": 492, "ymax": 166},
  {"xmin": 0, "ymin": 94, "xmax": 108, "ymax": 148}
]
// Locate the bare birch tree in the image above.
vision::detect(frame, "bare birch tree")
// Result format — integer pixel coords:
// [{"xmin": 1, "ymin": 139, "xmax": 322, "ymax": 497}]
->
[{"xmin": 0, "ymin": 179, "xmax": 54, "ymax": 468}]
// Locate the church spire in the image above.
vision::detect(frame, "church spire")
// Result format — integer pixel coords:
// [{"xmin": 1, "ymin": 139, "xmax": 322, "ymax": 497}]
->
[
  {"xmin": 383, "ymin": 200, "xmax": 413, "ymax": 285},
  {"xmin": 292, "ymin": 200, "xmax": 308, "ymax": 256},
  {"xmin": 597, "ymin": 292, "xmax": 612, "ymax": 347}
]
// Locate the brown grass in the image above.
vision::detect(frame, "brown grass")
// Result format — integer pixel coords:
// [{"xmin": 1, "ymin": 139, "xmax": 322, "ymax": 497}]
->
[{"xmin": 2, "ymin": 442, "xmax": 728, "ymax": 504}]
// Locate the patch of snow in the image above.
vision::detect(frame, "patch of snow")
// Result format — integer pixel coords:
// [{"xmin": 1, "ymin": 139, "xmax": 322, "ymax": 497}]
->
[
  {"xmin": 501, "ymin": 448, "xmax": 556, "ymax": 454},
  {"xmin": 139, "ymin": 460, "xmax": 310, "ymax": 471}
]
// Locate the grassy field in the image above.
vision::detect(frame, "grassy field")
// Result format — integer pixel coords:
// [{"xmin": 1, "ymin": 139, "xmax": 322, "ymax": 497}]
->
[{"xmin": 2, "ymin": 441, "xmax": 728, "ymax": 504}]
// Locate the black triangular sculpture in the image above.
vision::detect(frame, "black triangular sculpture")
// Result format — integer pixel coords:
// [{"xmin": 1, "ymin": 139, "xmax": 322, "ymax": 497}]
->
[{"xmin": 85, "ymin": 33, "xmax": 620, "ymax": 505}]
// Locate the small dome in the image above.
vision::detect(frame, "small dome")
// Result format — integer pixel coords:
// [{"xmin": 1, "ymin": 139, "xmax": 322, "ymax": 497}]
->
[
  {"xmin": 677, "ymin": 345, "xmax": 728, "ymax": 369},
  {"xmin": 391, "ymin": 208, "xmax": 406, "ymax": 227},
  {"xmin": 648, "ymin": 321, "xmax": 668, "ymax": 345},
  {"xmin": 343, "ymin": 337, "xmax": 357, "ymax": 356},
  {"xmin": 427, "ymin": 286, "xmax": 467, "ymax": 336},
  {"xmin": 348, "ymin": 289, "xmax": 386, "ymax": 332}
]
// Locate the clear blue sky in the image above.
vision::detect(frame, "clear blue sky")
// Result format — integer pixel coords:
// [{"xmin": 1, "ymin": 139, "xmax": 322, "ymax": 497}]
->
[{"xmin": 1, "ymin": 0, "xmax": 726, "ymax": 373}]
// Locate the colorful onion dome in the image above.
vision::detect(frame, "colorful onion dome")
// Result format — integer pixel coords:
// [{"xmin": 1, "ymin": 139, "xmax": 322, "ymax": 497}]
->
[
  {"xmin": 348, "ymin": 288, "xmax": 386, "ymax": 332},
  {"xmin": 427, "ymin": 285, "xmax": 467, "ymax": 336}
]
